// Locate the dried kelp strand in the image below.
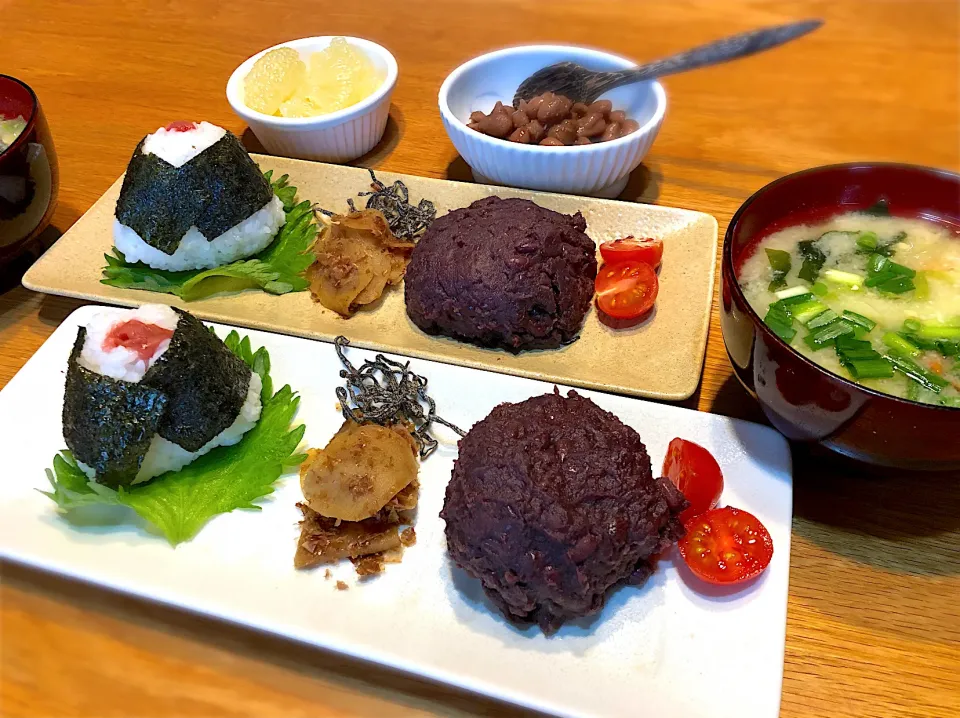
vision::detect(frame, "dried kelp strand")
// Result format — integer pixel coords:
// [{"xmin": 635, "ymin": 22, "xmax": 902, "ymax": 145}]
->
[
  {"xmin": 316, "ymin": 169, "xmax": 436, "ymax": 241},
  {"xmin": 333, "ymin": 336, "xmax": 464, "ymax": 459}
]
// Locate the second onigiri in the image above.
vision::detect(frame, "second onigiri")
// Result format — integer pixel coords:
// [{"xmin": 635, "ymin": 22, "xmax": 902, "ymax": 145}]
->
[{"xmin": 112, "ymin": 121, "xmax": 285, "ymax": 272}]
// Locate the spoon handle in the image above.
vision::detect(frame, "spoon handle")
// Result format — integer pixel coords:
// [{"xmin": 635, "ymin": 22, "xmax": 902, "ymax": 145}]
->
[{"xmin": 591, "ymin": 19, "xmax": 823, "ymax": 96}]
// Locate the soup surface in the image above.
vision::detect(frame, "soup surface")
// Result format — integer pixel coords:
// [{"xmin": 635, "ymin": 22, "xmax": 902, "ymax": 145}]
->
[
  {"xmin": 739, "ymin": 212, "xmax": 960, "ymax": 407},
  {"xmin": 0, "ymin": 115, "xmax": 27, "ymax": 153}
]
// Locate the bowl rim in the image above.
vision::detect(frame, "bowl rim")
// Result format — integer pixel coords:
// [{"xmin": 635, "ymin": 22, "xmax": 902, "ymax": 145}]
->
[
  {"xmin": 723, "ymin": 160, "xmax": 960, "ymax": 414},
  {"xmin": 226, "ymin": 36, "xmax": 398, "ymax": 129},
  {"xmin": 438, "ymin": 43, "xmax": 666, "ymax": 153},
  {"xmin": 0, "ymin": 74, "xmax": 39, "ymax": 161}
]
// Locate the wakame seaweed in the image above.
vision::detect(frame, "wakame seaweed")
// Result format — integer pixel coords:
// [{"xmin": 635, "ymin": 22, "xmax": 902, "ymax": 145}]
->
[
  {"xmin": 142, "ymin": 309, "xmax": 252, "ymax": 452},
  {"xmin": 115, "ymin": 132, "xmax": 273, "ymax": 254},
  {"xmin": 62, "ymin": 329, "xmax": 169, "ymax": 488},
  {"xmin": 765, "ymin": 248, "xmax": 791, "ymax": 291},
  {"xmin": 797, "ymin": 239, "xmax": 827, "ymax": 283},
  {"xmin": 864, "ymin": 199, "xmax": 891, "ymax": 217}
]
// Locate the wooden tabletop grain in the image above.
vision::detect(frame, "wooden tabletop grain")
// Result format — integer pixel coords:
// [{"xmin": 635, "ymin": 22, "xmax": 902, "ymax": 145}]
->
[{"xmin": 2, "ymin": 1, "xmax": 958, "ymax": 716}]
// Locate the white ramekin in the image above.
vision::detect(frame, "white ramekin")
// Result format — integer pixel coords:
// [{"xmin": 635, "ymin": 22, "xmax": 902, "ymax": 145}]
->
[
  {"xmin": 227, "ymin": 36, "xmax": 397, "ymax": 163},
  {"xmin": 439, "ymin": 45, "xmax": 666, "ymax": 198}
]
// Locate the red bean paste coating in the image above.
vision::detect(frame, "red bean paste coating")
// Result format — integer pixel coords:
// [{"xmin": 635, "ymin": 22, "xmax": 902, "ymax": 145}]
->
[
  {"xmin": 441, "ymin": 389, "xmax": 688, "ymax": 634},
  {"xmin": 404, "ymin": 197, "xmax": 597, "ymax": 352}
]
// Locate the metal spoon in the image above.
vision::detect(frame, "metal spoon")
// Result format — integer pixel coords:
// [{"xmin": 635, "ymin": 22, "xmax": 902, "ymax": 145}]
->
[{"xmin": 513, "ymin": 19, "xmax": 823, "ymax": 106}]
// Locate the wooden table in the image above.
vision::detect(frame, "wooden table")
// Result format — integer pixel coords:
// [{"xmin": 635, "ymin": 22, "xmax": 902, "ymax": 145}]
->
[{"xmin": 2, "ymin": 1, "xmax": 958, "ymax": 716}]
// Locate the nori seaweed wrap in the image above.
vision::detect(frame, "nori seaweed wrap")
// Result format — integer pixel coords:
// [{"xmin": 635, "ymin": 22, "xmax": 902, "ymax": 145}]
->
[
  {"xmin": 115, "ymin": 129, "xmax": 274, "ymax": 255},
  {"xmin": 141, "ymin": 309, "xmax": 252, "ymax": 452},
  {"xmin": 62, "ymin": 329, "xmax": 169, "ymax": 487}
]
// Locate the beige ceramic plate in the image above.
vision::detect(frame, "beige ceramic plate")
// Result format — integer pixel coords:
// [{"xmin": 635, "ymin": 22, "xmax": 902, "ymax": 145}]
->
[{"xmin": 23, "ymin": 156, "xmax": 717, "ymax": 399}]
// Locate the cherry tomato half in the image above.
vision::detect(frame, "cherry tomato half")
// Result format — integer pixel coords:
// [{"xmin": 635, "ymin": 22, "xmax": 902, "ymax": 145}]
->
[
  {"xmin": 594, "ymin": 260, "xmax": 659, "ymax": 319},
  {"xmin": 599, "ymin": 236, "xmax": 663, "ymax": 268},
  {"xmin": 662, "ymin": 438, "xmax": 723, "ymax": 523},
  {"xmin": 677, "ymin": 507, "xmax": 774, "ymax": 585}
]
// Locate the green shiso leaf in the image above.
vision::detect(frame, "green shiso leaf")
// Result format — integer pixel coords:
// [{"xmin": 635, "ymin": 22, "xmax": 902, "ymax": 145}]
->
[
  {"xmin": 101, "ymin": 172, "xmax": 317, "ymax": 301},
  {"xmin": 41, "ymin": 452, "xmax": 122, "ymax": 509},
  {"xmin": 41, "ymin": 331, "xmax": 306, "ymax": 545}
]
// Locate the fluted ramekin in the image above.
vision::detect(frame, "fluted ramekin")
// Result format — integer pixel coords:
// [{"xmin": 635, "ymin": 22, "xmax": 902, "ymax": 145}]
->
[
  {"xmin": 227, "ymin": 36, "xmax": 397, "ymax": 163},
  {"xmin": 439, "ymin": 45, "xmax": 666, "ymax": 198}
]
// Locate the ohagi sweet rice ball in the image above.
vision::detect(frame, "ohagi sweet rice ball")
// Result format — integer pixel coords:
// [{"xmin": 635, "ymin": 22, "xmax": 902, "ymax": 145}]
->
[
  {"xmin": 441, "ymin": 389, "xmax": 687, "ymax": 634},
  {"xmin": 112, "ymin": 121, "xmax": 285, "ymax": 271},
  {"xmin": 404, "ymin": 197, "xmax": 597, "ymax": 352},
  {"xmin": 62, "ymin": 304, "xmax": 262, "ymax": 488}
]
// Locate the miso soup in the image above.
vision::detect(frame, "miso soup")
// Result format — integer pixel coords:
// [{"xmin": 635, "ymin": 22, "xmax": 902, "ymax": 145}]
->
[{"xmin": 738, "ymin": 212, "xmax": 960, "ymax": 407}]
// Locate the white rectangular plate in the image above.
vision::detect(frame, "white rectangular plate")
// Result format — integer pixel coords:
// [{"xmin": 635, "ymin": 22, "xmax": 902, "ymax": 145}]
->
[{"xmin": 0, "ymin": 306, "xmax": 792, "ymax": 718}]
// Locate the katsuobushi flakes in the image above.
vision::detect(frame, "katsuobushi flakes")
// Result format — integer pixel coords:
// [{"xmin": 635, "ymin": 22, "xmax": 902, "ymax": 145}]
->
[{"xmin": 244, "ymin": 38, "xmax": 384, "ymax": 118}]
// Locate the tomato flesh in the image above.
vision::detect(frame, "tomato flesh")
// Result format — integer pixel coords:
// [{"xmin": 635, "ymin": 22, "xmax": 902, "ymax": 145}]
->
[
  {"xmin": 677, "ymin": 507, "xmax": 774, "ymax": 585},
  {"xmin": 103, "ymin": 320, "xmax": 175, "ymax": 361},
  {"xmin": 594, "ymin": 260, "xmax": 659, "ymax": 319},
  {"xmin": 663, "ymin": 437, "xmax": 723, "ymax": 522},
  {"xmin": 599, "ymin": 236, "xmax": 663, "ymax": 268},
  {"xmin": 165, "ymin": 120, "xmax": 197, "ymax": 132}
]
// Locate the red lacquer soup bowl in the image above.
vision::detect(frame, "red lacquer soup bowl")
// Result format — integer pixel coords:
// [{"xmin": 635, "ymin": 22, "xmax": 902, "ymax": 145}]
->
[
  {"xmin": 0, "ymin": 75, "xmax": 59, "ymax": 268},
  {"xmin": 720, "ymin": 163, "xmax": 960, "ymax": 470}
]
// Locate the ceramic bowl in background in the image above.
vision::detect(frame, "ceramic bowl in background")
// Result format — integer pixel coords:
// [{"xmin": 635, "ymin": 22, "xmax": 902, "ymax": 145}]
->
[
  {"xmin": 439, "ymin": 44, "xmax": 666, "ymax": 198},
  {"xmin": 0, "ymin": 75, "xmax": 58, "ymax": 269},
  {"xmin": 721, "ymin": 163, "xmax": 960, "ymax": 470},
  {"xmin": 227, "ymin": 37, "xmax": 397, "ymax": 163}
]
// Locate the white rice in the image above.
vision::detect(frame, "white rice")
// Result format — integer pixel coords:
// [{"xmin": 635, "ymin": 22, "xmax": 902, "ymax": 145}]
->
[
  {"xmin": 76, "ymin": 372, "xmax": 263, "ymax": 484},
  {"xmin": 113, "ymin": 194, "xmax": 285, "ymax": 272},
  {"xmin": 133, "ymin": 371, "xmax": 262, "ymax": 483},
  {"xmin": 78, "ymin": 304, "xmax": 179, "ymax": 382},
  {"xmin": 142, "ymin": 121, "xmax": 226, "ymax": 168}
]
